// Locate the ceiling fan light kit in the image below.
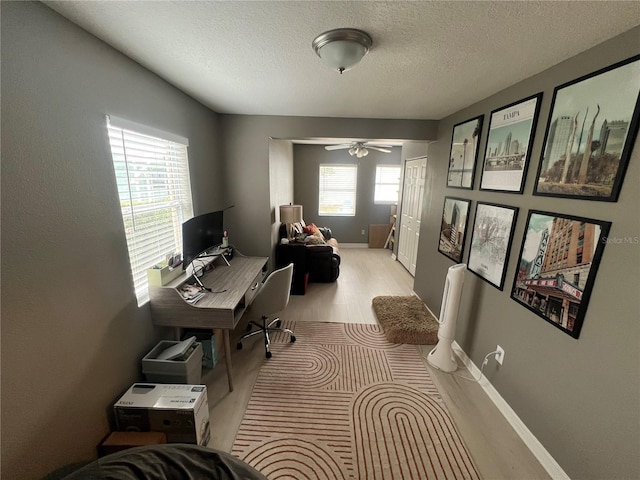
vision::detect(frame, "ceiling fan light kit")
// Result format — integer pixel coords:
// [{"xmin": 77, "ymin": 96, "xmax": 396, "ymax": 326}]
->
[
  {"xmin": 350, "ymin": 146, "xmax": 368, "ymax": 158},
  {"xmin": 325, "ymin": 141, "xmax": 392, "ymax": 157},
  {"xmin": 312, "ymin": 28, "xmax": 372, "ymax": 74}
]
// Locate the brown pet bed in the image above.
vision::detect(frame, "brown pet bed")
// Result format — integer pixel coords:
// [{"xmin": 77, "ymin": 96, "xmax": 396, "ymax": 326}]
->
[{"xmin": 372, "ymin": 295, "xmax": 439, "ymax": 345}]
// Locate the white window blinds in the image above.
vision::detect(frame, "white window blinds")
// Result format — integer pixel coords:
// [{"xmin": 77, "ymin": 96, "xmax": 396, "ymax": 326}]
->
[
  {"xmin": 374, "ymin": 165, "xmax": 401, "ymax": 204},
  {"xmin": 319, "ymin": 164, "xmax": 357, "ymax": 216},
  {"xmin": 106, "ymin": 116, "xmax": 193, "ymax": 306}
]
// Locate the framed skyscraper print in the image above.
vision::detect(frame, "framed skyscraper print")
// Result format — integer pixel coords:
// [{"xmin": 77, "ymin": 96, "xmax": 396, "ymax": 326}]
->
[
  {"xmin": 533, "ymin": 55, "xmax": 640, "ymax": 202},
  {"xmin": 510, "ymin": 210, "xmax": 611, "ymax": 339},
  {"xmin": 438, "ymin": 197, "xmax": 471, "ymax": 263},
  {"xmin": 479, "ymin": 93, "xmax": 542, "ymax": 193},
  {"xmin": 447, "ymin": 115, "xmax": 483, "ymax": 189}
]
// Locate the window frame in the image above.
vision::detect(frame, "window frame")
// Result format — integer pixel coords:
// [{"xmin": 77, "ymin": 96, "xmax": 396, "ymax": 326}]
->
[
  {"xmin": 106, "ymin": 115, "xmax": 194, "ymax": 306},
  {"xmin": 374, "ymin": 164, "xmax": 401, "ymax": 205},
  {"xmin": 318, "ymin": 163, "xmax": 358, "ymax": 217}
]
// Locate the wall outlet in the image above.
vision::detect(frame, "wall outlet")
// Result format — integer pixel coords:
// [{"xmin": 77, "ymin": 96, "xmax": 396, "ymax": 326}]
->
[
  {"xmin": 495, "ymin": 345, "xmax": 505, "ymax": 365},
  {"xmin": 361, "ymin": 229, "xmax": 365, "ymax": 235}
]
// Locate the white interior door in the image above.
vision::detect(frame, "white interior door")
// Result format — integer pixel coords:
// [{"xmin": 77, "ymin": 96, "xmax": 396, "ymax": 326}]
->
[{"xmin": 397, "ymin": 157, "xmax": 427, "ymax": 276}]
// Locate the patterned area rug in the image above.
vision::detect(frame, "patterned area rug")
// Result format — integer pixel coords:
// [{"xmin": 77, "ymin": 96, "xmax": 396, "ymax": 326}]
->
[{"xmin": 232, "ymin": 321, "xmax": 479, "ymax": 480}]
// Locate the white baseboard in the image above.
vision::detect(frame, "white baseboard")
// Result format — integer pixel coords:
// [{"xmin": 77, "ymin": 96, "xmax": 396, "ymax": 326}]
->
[
  {"xmin": 339, "ymin": 243, "xmax": 368, "ymax": 248},
  {"xmin": 452, "ymin": 341, "xmax": 570, "ymax": 480}
]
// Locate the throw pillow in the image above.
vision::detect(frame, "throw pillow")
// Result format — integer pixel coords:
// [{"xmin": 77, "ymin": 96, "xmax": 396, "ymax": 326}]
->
[
  {"xmin": 304, "ymin": 232, "xmax": 326, "ymax": 245},
  {"xmin": 303, "ymin": 223, "xmax": 319, "ymax": 235},
  {"xmin": 293, "ymin": 221, "xmax": 305, "ymax": 235}
]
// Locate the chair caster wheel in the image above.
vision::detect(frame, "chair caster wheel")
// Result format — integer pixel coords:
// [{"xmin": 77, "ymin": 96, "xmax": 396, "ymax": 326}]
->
[
  {"xmin": 275, "ymin": 320, "xmax": 282, "ymax": 328},
  {"xmin": 266, "ymin": 351, "xmax": 272, "ymax": 359},
  {"xmin": 290, "ymin": 335, "xmax": 296, "ymax": 343},
  {"xmin": 237, "ymin": 342, "xmax": 243, "ymax": 350}
]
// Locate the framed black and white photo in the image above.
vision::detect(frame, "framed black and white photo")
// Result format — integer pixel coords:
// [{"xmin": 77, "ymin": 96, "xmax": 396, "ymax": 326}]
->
[
  {"xmin": 480, "ymin": 93, "xmax": 543, "ymax": 193},
  {"xmin": 510, "ymin": 210, "xmax": 611, "ymax": 339},
  {"xmin": 534, "ymin": 55, "xmax": 640, "ymax": 202},
  {"xmin": 467, "ymin": 203, "xmax": 518, "ymax": 290},
  {"xmin": 447, "ymin": 115, "xmax": 484, "ymax": 189},
  {"xmin": 438, "ymin": 197, "xmax": 471, "ymax": 263}
]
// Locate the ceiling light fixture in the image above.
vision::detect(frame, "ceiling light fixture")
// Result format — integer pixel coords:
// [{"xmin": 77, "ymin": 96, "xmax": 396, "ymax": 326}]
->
[
  {"xmin": 312, "ymin": 28, "xmax": 372, "ymax": 74},
  {"xmin": 325, "ymin": 141, "xmax": 393, "ymax": 156},
  {"xmin": 352, "ymin": 146, "xmax": 369, "ymax": 158}
]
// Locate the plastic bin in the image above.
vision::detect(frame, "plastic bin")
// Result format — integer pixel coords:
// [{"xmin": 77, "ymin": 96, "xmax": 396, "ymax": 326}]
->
[
  {"xmin": 182, "ymin": 330, "xmax": 218, "ymax": 369},
  {"xmin": 142, "ymin": 340, "xmax": 203, "ymax": 384}
]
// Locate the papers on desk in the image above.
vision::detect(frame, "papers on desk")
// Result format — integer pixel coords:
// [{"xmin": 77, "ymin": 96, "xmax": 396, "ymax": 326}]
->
[{"xmin": 181, "ymin": 284, "xmax": 206, "ymax": 304}]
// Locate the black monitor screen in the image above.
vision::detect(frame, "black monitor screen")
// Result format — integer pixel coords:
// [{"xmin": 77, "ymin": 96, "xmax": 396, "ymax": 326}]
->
[{"xmin": 182, "ymin": 210, "xmax": 224, "ymax": 269}]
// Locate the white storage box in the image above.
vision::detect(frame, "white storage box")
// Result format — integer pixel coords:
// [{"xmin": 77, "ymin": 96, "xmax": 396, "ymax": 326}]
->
[
  {"xmin": 146, "ymin": 263, "xmax": 183, "ymax": 286},
  {"xmin": 114, "ymin": 383, "xmax": 210, "ymax": 445},
  {"xmin": 142, "ymin": 340, "xmax": 202, "ymax": 384}
]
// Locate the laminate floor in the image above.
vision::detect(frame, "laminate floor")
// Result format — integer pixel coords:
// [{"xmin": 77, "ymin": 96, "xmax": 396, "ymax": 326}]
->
[{"xmin": 203, "ymin": 247, "xmax": 551, "ymax": 480}]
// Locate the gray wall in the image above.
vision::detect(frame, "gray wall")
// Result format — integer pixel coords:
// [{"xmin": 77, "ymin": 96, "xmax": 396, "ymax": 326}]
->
[
  {"xmin": 293, "ymin": 144, "xmax": 401, "ymax": 243},
  {"xmin": 412, "ymin": 27, "xmax": 640, "ymax": 479},
  {"xmin": 220, "ymin": 115, "xmax": 438, "ymax": 258},
  {"xmin": 269, "ymin": 139, "xmax": 295, "ymax": 268},
  {"xmin": 1, "ymin": 3, "xmax": 223, "ymax": 478}
]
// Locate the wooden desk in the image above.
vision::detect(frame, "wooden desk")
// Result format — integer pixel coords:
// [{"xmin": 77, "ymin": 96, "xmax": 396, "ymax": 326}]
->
[{"xmin": 149, "ymin": 255, "xmax": 268, "ymax": 392}]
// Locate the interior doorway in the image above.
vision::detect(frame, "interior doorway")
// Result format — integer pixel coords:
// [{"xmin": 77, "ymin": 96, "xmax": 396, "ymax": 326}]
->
[{"xmin": 397, "ymin": 156, "xmax": 427, "ymax": 275}]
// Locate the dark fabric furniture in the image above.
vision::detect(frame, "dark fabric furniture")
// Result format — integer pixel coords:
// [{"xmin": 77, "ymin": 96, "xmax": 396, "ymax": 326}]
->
[
  {"xmin": 276, "ymin": 224, "xmax": 340, "ymax": 294},
  {"xmin": 49, "ymin": 444, "xmax": 266, "ymax": 480}
]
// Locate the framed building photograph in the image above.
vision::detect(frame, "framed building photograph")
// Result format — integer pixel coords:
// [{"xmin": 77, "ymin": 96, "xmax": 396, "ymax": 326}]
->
[
  {"xmin": 447, "ymin": 115, "xmax": 484, "ymax": 189},
  {"xmin": 510, "ymin": 210, "xmax": 611, "ymax": 339},
  {"xmin": 533, "ymin": 55, "xmax": 640, "ymax": 202},
  {"xmin": 438, "ymin": 197, "xmax": 471, "ymax": 263},
  {"xmin": 467, "ymin": 203, "xmax": 519, "ymax": 290},
  {"xmin": 480, "ymin": 93, "xmax": 543, "ymax": 193}
]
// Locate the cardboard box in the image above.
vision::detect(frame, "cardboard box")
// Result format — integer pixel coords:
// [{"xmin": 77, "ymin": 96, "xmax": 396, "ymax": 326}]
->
[
  {"xmin": 142, "ymin": 340, "xmax": 203, "ymax": 384},
  {"xmin": 98, "ymin": 431, "xmax": 167, "ymax": 457},
  {"xmin": 114, "ymin": 383, "xmax": 210, "ymax": 445}
]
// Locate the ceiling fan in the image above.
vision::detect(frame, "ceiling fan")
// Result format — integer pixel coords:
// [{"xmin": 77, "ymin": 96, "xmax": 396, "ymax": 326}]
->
[{"xmin": 325, "ymin": 141, "xmax": 393, "ymax": 158}]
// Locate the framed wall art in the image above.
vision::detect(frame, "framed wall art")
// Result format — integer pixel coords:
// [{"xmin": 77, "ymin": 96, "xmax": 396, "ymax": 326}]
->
[
  {"xmin": 467, "ymin": 202, "xmax": 518, "ymax": 290},
  {"xmin": 480, "ymin": 93, "xmax": 543, "ymax": 193},
  {"xmin": 510, "ymin": 210, "xmax": 611, "ymax": 339},
  {"xmin": 447, "ymin": 115, "xmax": 484, "ymax": 189},
  {"xmin": 533, "ymin": 55, "xmax": 640, "ymax": 202},
  {"xmin": 438, "ymin": 197, "xmax": 471, "ymax": 263}
]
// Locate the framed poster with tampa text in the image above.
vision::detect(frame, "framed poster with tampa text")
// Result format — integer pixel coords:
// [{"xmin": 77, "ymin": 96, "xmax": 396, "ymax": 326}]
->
[{"xmin": 480, "ymin": 93, "xmax": 542, "ymax": 193}]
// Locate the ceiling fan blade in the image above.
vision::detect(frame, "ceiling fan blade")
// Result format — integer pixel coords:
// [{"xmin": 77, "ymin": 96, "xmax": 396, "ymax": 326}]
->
[
  {"xmin": 367, "ymin": 146, "xmax": 392, "ymax": 153},
  {"xmin": 365, "ymin": 142, "xmax": 394, "ymax": 148},
  {"xmin": 325, "ymin": 144, "xmax": 352, "ymax": 150}
]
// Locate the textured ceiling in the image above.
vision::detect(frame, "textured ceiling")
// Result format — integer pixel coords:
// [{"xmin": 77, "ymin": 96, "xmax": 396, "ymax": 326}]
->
[{"xmin": 44, "ymin": 1, "xmax": 640, "ymax": 120}]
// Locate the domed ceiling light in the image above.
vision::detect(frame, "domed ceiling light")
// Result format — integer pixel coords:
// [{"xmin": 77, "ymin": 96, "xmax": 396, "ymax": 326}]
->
[{"xmin": 312, "ymin": 28, "xmax": 373, "ymax": 74}]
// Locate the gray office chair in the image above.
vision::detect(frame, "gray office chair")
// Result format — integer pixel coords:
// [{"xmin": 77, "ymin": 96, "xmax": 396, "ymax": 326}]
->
[{"xmin": 237, "ymin": 263, "xmax": 296, "ymax": 358}]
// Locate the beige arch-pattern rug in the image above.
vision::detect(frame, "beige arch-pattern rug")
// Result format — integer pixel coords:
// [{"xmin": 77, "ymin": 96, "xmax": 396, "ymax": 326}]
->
[{"xmin": 231, "ymin": 321, "xmax": 480, "ymax": 480}]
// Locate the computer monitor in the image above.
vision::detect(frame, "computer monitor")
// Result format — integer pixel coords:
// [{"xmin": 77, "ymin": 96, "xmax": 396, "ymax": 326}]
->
[{"xmin": 182, "ymin": 210, "xmax": 224, "ymax": 269}]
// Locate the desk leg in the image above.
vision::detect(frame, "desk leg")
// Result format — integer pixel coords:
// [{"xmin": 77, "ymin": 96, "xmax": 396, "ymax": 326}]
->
[{"xmin": 221, "ymin": 329, "xmax": 234, "ymax": 392}]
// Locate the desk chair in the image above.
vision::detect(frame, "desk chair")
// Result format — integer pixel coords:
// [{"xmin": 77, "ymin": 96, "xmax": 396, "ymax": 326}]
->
[{"xmin": 237, "ymin": 263, "xmax": 296, "ymax": 358}]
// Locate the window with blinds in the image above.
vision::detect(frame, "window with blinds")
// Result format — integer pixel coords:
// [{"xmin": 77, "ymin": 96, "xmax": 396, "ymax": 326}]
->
[
  {"xmin": 374, "ymin": 165, "xmax": 401, "ymax": 204},
  {"xmin": 318, "ymin": 164, "xmax": 357, "ymax": 216},
  {"xmin": 106, "ymin": 115, "xmax": 193, "ymax": 306}
]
